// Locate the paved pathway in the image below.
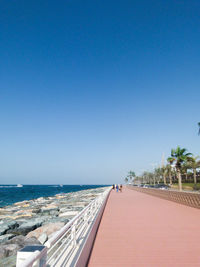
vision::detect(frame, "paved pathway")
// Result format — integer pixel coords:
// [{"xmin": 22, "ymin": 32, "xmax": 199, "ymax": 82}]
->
[{"xmin": 88, "ymin": 187, "xmax": 200, "ymax": 266}]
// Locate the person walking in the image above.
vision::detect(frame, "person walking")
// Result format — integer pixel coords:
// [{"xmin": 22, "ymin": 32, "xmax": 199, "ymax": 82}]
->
[
  {"xmin": 120, "ymin": 184, "xmax": 123, "ymax": 192},
  {"xmin": 116, "ymin": 184, "xmax": 119, "ymax": 192}
]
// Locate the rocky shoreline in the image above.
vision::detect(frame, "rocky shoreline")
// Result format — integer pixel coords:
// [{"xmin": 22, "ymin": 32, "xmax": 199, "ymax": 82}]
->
[{"xmin": 0, "ymin": 186, "xmax": 108, "ymax": 266}]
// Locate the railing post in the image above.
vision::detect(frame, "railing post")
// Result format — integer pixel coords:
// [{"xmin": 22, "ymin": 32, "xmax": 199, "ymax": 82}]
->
[
  {"xmin": 71, "ymin": 222, "xmax": 77, "ymax": 247},
  {"xmin": 16, "ymin": 245, "xmax": 47, "ymax": 267},
  {"xmin": 84, "ymin": 210, "xmax": 89, "ymax": 225}
]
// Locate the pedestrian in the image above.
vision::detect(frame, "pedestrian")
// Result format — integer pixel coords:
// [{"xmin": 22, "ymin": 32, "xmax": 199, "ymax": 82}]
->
[
  {"xmin": 116, "ymin": 184, "xmax": 119, "ymax": 192},
  {"xmin": 112, "ymin": 184, "xmax": 115, "ymax": 190},
  {"xmin": 120, "ymin": 184, "xmax": 123, "ymax": 192}
]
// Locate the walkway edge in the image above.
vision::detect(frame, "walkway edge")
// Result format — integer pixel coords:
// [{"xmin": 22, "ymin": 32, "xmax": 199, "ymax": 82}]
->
[{"xmin": 72, "ymin": 188, "xmax": 112, "ymax": 267}]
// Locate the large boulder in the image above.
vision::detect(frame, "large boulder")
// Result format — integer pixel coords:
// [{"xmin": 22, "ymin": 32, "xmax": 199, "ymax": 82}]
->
[
  {"xmin": 0, "ymin": 225, "xmax": 9, "ymax": 236},
  {"xmin": 11, "ymin": 218, "xmax": 44, "ymax": 235},
  {"xmin": 27, "ymin": 222, "xmax": 65, "ymax": 241},
  {"xmin": 4, "ymin": 235, "xmax": 41, "ymax": 247},
  {"xmin": 59, "ymin": 211, "xmax": 78, "ymax": 217},
  {"xmin": 0, "ymin": 234, "xmax": 15, "ymax": 243},
  {"xmin": 40, "ymin": 205, "xmax": 59, "ymax": 216},
  {"xmin": 38, "ymin": 233, "xmax": 48, "ymax": 244},
  {"xmin": 0, "ymin": 236, "xmax": 41, "ymax": 259},
  {"xmin": 0, "ymin": 254, "xmax": 17, "ymax": 267},
  {"xmin": 0, "ymin": 221, "xmax": 19, "ymax": 236},
  {"xmin": 42, "ymin": 217, "xmax": 69, "ymax": 224}
]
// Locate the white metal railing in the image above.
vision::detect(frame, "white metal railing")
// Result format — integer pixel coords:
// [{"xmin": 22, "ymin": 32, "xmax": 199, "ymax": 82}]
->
[{"xmin": 17, "ymin": 187, "xmax": 111, "ymax": 267}]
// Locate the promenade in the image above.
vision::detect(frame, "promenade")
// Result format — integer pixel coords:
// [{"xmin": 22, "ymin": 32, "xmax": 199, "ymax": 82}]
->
[{"xmin": 88, "ymin": 187, "xmax": 200, "ymax": 267}]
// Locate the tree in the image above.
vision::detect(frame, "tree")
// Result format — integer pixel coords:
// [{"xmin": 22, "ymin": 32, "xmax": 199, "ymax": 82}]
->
[
  {"xmin": 167, "ymin": 157, "xmax": 175, "ymax": 185},
  {"xmin": 170, "ymin": 146, "xmax": 192, "ymax": 191},
  {"xmin": 198, "ymin": 122, "xmax": 200, "ymax": 135},
  {"xmin": 124, "ymin": 177, "xmax": 128, "ymax": 183},
  {"xmin": 182, "ymin": 162, "xmax": 190, "ymax": 181},
  {"xmin": 127, "ymin": 171, "xmax": 136, "ymax": 183},
  {"xmin": 154, "ymin": 167, "xmax": 162, "ymax": 184},
  {"xmin": 161, "ymin": 166, "xmax": 167, "ymax": 185},
  {"xmin": 187, "ymin": 156, "xmax": 200, "ymax": 185},
  {"xmin": 148, "ymin": 172, "xmax": 154, "ymax": 185},
  {"xmin": 166, "ymin": 164, "xmax": 172, "ymax": 185}
]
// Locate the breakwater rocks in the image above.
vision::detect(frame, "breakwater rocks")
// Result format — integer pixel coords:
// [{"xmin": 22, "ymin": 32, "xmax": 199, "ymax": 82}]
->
[{"xmin": 0, "ymin": 187, "xmax": 108, "ymax": 266}]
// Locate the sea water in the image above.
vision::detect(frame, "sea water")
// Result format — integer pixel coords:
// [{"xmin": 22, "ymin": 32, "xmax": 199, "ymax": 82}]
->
[{"xmin": 0, "ymin": 184, "xmax": 106, "ymax": 207}]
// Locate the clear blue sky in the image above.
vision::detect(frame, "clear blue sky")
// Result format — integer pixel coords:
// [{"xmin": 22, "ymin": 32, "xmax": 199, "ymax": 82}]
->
[{"xmin": 0, "ymin": 0, "xmax": 200, "ymax": 184}]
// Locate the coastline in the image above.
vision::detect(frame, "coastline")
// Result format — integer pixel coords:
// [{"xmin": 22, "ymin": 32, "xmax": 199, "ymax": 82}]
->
[
  {"xmin": 0, "ymin": 184, "xmax": 107, "ymax": 207},
  {"xmin": 0, "ymin": 186, "xmax": 109, "ymax": 266}
]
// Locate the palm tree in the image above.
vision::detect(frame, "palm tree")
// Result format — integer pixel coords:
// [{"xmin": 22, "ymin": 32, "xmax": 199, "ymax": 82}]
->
[
  {"xmin": 182, "ymin": 162, "xmax": 190, "ymax": 181},
  {"xmin": 171, "ymin": 146, "xmax": 193, "ymax": 191},
  {"xmin": 148, "ymin": 172, "xmax": 154, "ymax": 185},
  {"xmin": 161, "ymin": 166, "xmax": 167, "ymax": 185},
  {"xmin": 187, "ymin": 156, "xmax": 200, "ymax": 185},
  {"xmin": 166, "ymin": 164, "xmax": 172, "ymax": 185},
  {"xmin": 154, "ymin": 167, "xmax": 162, "ymax": 184},
  {"xmin": 127, "ymin": 171, "xmax": 136, "ymax": 183},
  {"xmin": 167, "ymin": 157, "xmax": 174, "ymax": 185},
  {"xmin": 124, "ymin": 177, "xmax": 128, "ymax": 183}
]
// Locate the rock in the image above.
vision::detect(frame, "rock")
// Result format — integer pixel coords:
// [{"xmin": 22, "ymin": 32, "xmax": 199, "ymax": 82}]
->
[
  {"xmin": 32, "ymin": 208, "xmax": 41, "ymax": 214},
  {"xmin": 56, "ymin": 195, "xmax": 65, "ymax": 199},
  {"xmin": 6, "ymin": 221, "xmax": 19, "ymax": 230},
  {"xmin": 0, "ymin": 234, "xmax": 15, "ymax": 243},
  {"xmin": 0, "ymin": 246, "xmax": 6, "ymax": 258},
  {"xmin": 27, "ymin": 222, "xmax": 65, "ymax": 240},
  {"xmin": 40, "ymin": 205, "xmax": 59, "ymax": 215},
  {"xmin": 0, "ymin": 225, "xmax": 9, "ymax": 236},
  {"xmin": 2, "ymin": 236, "xmax": 41, "ymax": 255},
  {"xmin": 0, "ymin": 186, "xmax": 109, "ymax": 263},
  {"xmin": 42, "ymin": 217, "xmax": 69, "ymax": 224},
  {"xmin": 0, "ymin": 254, "xmax": 16, "ymax": 267},
  {"xmin": 3, "ymin": 244, "xmax": 20, "ymax": 257},
  {"xmin": 0, "ymin": 208, "xmax": 9, "ymax": 215},
  {"xmin": 59, "ymin": 211, "xmax": 78, "ymax": 217},
  {"xmin": 14, "ymin": 200, "xmax": 29, "ymax": 206},
  {"xmin": 14, "ymin": 214, "xmax": 33, "ymax": 219},
  {"xmin": 12, "ymin": 218, "xmax": 44, "ymax": 235},
  {"xmin": 0, "ymin": 236, "xmax": 41, "ymax": 261},
  {"xmin": 0, "ymin": 221, "xmax": 19, "ymax": 236},
  {"xmin": 15, "ymin": 209, "xmax": 33, "ymax": 215},
  {"xmin": 4, "ymin": 235, "xmax": 40, "ymax": 246},
  {"xmin": 38, "ymin": 233, "xmax": 48, "ymax": 244},
  {"xmin": 0, "ymin": 244, "xmax": 20, "ymax": 259}
]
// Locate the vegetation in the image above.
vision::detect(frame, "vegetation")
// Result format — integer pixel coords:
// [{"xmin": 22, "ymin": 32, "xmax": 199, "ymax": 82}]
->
[
  {"xmin": 187, "ymin": 157, "xmax": 200, "ymax": 185},
  {"xmin": 127, "ymin": 171, "xmax": 135, "ymax": 183},
  {"xmin": 170, "ymin": 146, "xmax": 192, "ymax": 191},
  {"xmin": 125, "ymin": 146, "xmax": 200, "ymax": 192},
  {"xmin": 171, "ymin": 183, "xmax": 200, "ymax": 191}
]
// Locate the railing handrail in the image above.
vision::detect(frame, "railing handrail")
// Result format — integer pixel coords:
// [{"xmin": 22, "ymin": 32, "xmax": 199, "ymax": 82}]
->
[
  {"xmin": 45, "ymin": 196, "xmax": 95, "ymax": 248},
  {"xmin": 18, "ymin": 186, "xmax": 111, "ymax": 267}
]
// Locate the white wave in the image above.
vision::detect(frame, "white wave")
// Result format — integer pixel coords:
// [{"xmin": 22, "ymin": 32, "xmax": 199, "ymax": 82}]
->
[{"xmin": 0, "ymin": 185, "xmax": 18, "ymax": 188}]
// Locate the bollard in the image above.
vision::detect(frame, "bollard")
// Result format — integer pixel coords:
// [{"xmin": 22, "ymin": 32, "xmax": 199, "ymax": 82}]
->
[{"xmin": 16, "ymin": 245, "xmax": 47, "ymax": 267}]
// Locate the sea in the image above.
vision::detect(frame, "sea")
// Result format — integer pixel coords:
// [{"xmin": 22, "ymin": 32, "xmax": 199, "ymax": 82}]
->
[{"xmin": 0, "ymin": 184, "xmax": 107, "ymax": 207}]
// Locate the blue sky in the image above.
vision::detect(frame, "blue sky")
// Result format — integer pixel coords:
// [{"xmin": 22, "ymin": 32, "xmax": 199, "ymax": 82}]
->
[{"xmin": 0, "ymin": 0, "xmax": 200, "ymax": 184}]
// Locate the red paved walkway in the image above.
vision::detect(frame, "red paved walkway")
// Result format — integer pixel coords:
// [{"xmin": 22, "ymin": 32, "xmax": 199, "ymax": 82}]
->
[{"xmin": 88, "ymin": 187, "xmax": 200, "ymax": 267}]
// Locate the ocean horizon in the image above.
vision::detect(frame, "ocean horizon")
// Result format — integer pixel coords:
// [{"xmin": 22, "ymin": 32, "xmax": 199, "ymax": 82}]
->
[{"xmin": 0, "ymin": 184, "xmax": 109, "ymax": 207}]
